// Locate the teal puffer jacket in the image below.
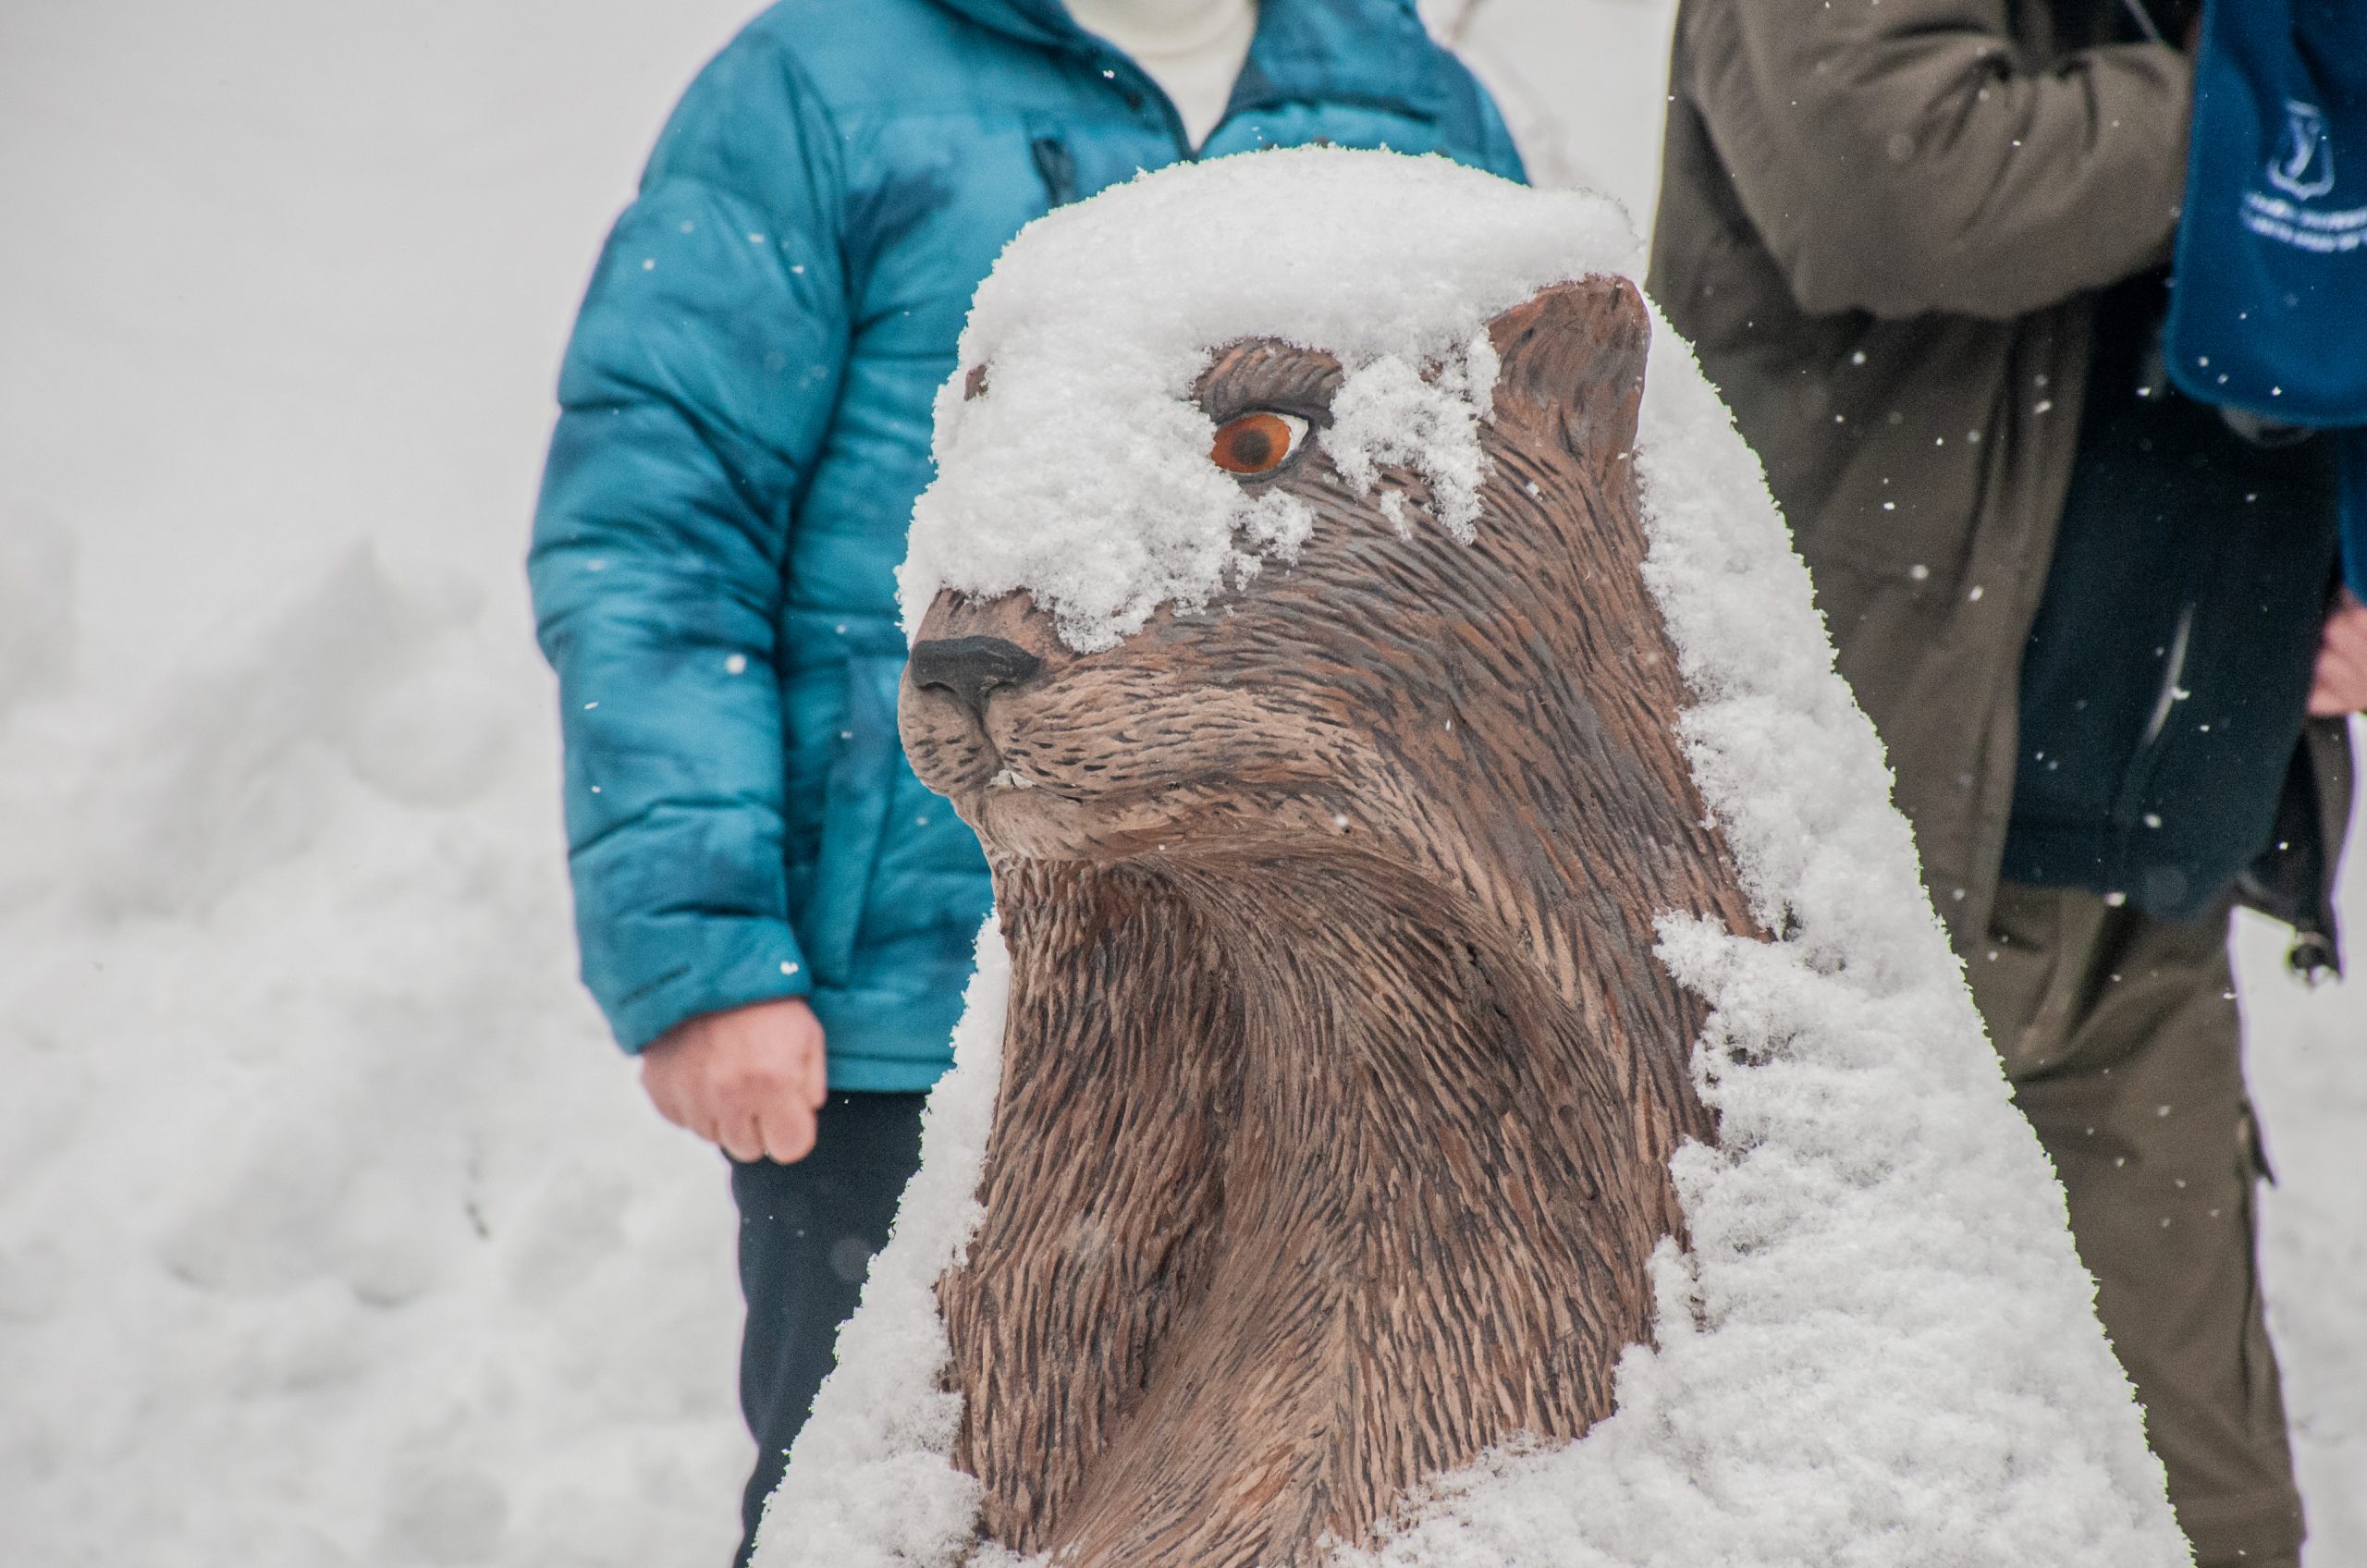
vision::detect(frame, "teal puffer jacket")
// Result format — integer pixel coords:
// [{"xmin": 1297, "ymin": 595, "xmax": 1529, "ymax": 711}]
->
[{"xmin": 530, "ymin": 0, "xmax": 1524, "ymax": 1088}]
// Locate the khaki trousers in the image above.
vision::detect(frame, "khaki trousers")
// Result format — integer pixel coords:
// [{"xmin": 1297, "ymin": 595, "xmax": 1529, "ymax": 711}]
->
[{"xmin": 1967, "ymin": 881, "xmax": 2302, "ymax": 1568}]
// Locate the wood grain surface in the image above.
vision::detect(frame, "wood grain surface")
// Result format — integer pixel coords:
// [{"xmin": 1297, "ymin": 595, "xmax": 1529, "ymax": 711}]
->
[{"xmin": 900, "ymin": 278, "xmax": 1760, "ymax": 1566}]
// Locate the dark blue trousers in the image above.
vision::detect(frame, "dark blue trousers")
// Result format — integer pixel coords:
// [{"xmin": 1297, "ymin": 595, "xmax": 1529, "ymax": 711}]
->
[{"xmin": 728, "ymin": 1090, "xmax": 928, "ymax": 1566}]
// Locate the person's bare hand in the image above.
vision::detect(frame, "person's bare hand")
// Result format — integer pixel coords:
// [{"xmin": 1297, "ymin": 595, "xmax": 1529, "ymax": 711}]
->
[
  {"xmin": 2309, "ymin": 589, "xmax": 2367, "ymax": 717},
  {"xmin": 640, "ymin": 998, "xmax": 829, "ymax": 1163}
]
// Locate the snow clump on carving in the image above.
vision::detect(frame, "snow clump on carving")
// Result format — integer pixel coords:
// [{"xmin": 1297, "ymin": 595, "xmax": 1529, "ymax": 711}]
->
[{"xmin": 899, "ymin": 147, "xmax": 1632, "ymax": 652}]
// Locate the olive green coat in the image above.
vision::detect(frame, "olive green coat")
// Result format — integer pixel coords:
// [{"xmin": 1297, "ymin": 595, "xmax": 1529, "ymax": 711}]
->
[{"xmin": 1649, "ymin": 0, "xmax": 2350, "ymax": 954}]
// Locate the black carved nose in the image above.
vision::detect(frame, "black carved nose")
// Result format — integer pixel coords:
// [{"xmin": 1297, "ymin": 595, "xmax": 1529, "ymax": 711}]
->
[{"xmin": 907, "ymin": 635, "xmax": 1042, "ymax": 718}]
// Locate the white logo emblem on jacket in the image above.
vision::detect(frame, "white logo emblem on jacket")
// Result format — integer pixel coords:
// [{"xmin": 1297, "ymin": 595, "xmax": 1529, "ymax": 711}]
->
[{"xmin": 2269, "ymin": 100, "xmax": 2336, "ymax": 201}]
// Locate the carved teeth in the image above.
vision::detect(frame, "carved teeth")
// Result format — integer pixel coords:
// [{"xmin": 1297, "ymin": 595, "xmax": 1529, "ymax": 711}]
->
[{"xmin": 988, "ymin": 768, "xmax": 1036, "ymax": 791}]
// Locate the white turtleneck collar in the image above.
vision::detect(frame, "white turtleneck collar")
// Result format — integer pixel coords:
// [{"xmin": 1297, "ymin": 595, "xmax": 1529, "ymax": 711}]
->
[{"xmin": 1066, "ymin": 0, "xmax": 1258, "ymax": 149}]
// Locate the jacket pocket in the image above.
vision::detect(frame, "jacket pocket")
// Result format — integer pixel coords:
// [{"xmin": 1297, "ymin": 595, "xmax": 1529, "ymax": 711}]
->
[
  {"xmin": 800, "ymin": 654, "xmax": 906, "ymax": 990},
  {"xmin": 1029, "ymin": 132, "xmax": 1078, "ymax": 208}
]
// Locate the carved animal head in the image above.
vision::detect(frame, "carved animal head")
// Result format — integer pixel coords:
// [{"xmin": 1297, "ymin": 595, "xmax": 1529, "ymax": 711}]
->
[
  {"xmin": 897, "ymin": 276, "xmax": 1758, "ymax": 1567},
  {"xmin": 902, "ymin": 278, "xmax": 1741, "ymax": 975},
  {"xmin": 766, "ymin": 151, "xmax": 2192, "ymax": 1568}
]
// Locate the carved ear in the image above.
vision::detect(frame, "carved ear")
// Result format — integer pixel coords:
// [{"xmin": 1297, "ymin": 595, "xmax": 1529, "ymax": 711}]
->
[{"xmin": 1487, "ymin": 276, "xmax": 1650, "ymax": 466}]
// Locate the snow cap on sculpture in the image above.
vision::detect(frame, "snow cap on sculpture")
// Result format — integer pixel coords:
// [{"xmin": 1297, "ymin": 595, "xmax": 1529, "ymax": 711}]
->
[{"xmin": 898, "ymin": 148, "xmax": 1637, "ymax": 651}]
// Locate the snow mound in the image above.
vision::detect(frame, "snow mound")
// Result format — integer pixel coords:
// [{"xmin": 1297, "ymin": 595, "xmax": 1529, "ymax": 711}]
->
[
  {"xmin": 786, "ymin": 148, "xmax": 2189, "ymax": 1567},
  {"xmin": 899, "ymin": 149, "xmax": 1634, "ymax": 651},
  {"xmin": 0, "ymin": 546, "xmax": 748, "ymax": 1567}
]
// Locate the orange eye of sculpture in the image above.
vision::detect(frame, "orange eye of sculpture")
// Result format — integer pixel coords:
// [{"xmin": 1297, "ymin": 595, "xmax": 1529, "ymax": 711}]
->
[{"xmin": 1210, "ymin": 410, "xmax": 1308, "ymax": 476}]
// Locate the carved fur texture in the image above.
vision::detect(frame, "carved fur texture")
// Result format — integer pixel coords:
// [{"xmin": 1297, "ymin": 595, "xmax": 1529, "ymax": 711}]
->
[{"xmin": 900, "ymin": 279, "xmax": 1759, "ymax": 1566}]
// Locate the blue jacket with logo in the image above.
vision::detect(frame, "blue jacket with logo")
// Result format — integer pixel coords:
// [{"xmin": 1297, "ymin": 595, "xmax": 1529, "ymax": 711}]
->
[
  {"xmin": 530, "ymin": 0, "xmax": 1524, "ymax": 1087},
  {"xmin": 2165, "ymin": 0, "xmax": 2367, "ymax": 599}
]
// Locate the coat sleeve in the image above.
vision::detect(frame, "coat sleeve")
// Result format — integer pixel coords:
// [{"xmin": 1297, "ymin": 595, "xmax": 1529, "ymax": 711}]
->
[
  {"xmin": 529, "ymin": 29, "xmax": 850, "ymax": 1051},
  {"xmin": 1455, "ymin": 57, "xmax": 1529, "ymax": 184},
  {"xmin": 1677, "ymin": 0, "xmax": 2192, "ymax": 321},
  {"xmin": 1475, "ymin": 83, "xmax": 1529, "ymax": 184}
]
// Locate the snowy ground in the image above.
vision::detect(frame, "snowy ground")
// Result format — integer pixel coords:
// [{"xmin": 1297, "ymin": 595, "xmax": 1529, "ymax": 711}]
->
[{"xmin": 0, "ymin": 3, "xmax": 2358, "ymax": 1565}]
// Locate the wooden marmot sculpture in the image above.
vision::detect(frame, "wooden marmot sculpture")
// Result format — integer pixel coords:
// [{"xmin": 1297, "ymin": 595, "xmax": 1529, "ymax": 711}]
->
[{"xmin": 899, "ymin": 276, "xmax": 1759, "ymax": 1566}]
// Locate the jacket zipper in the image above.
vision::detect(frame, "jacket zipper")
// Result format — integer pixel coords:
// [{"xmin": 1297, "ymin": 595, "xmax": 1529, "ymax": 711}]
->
[
  {"xmin": 1073, "ymin": 43, "xmax": 1200, "ymax": 162},
  {"xmin": 2138, "ymin": 601, "xmax": 2195, "ymax": 750},
  {"xmin": 2106, "ymin": 600, "xmax": 2195, "ymax": 900}
]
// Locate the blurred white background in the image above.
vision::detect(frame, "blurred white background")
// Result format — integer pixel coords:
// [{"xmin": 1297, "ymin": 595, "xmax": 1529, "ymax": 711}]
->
[{"xmin": 0, "ymin": 2, "xmax": 2358, "ymax": 1563}]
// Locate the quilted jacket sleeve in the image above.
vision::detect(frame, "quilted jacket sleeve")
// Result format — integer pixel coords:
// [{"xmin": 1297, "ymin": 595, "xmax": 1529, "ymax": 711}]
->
[
  {"xmin": 1457, "ymin": 55, "xmax": 1528, "ymax": 184},
  {"xmin": 1677, "ymin": 0, "xmax": 2192, "ymax": 322},
  {"xmin": 530, "ymin": 31, "xmax": 849, "ymax": 1051}
]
